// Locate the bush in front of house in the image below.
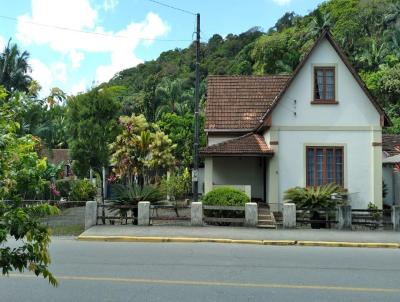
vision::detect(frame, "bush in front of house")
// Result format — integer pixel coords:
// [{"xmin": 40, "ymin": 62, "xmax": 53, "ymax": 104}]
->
[
  {"xmin": 283, "ymin": 183, "xmax": 343, "ymax": 211},
  {"xmin": 202, "ymin": 187, "xmax": 249, "ymax": 225},
  {"xmin": 284, "ymin": 183, "xmax": 344, "ymax": 229},
  {"xmin": 202, "ymin": 187, "xmax": 250, "ymax": 206},
  {"xmin": 69, "ymin": 179, "xmax": 96, "ymax": 201}
]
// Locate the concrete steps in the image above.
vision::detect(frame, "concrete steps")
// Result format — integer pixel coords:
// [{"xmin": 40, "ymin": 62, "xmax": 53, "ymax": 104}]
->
[{"xmin": 257, "ymin": 206, "xmax": 277, "ymax": 229}]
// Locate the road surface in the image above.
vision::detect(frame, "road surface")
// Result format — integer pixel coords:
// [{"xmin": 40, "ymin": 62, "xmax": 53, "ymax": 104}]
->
[{"xmin": 1, "ymin": 237, "xmax": 399, "ymax": 301}]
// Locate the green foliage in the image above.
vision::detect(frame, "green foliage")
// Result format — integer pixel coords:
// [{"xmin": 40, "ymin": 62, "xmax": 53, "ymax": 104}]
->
[
  {"xmin": 367, "ymin": 202, "xmax": 381, "ymax": 221},
  {"xmin": 111, "ymin": 183, "xmax": 161, "ymax": 204},
  {"xmin": 110, "ymin": 114, "xmax": 176, "ymax": 184},
  {"xmin": 0, "ymin": 39, "xmax": 32, "ymax": 93},
  {"xmin": 69, "ymin": 179, "xmax": 96, "ymax": 201},
  {"xmin": 66, "ymin": 86, "xmax": 122, "ymax": 177},
  {"xmin": 202, "ymin": 187, "xmax": 250, "ymax": 206},
  {"xmin": 284, "ymin": 184, "xmax": 344, "ymax": 211},
  {"xmin": 0, "ymin": 90, "xmax": 59, "ymax": 286},
  {"xmin": 159, "ymin": 168, "xmax": 191, "ymax": 201}
]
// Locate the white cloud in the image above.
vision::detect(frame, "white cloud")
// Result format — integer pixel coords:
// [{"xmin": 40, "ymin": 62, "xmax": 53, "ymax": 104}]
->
[
  {"xmin": 29, "ymin": 58, "xmax": 67, "ymax": 95},
  {"xmin": 103, "ymin": 0, "xmax": 118, "ymax": 11},
  {"xmin": 95, "ymin": 12, "xmax": 169, "ymax": 83},
  {"xmin": 29, "ymin": 58, "xmax": 53, "ymax": 95},
  {"xmin": 16, "ymin": 0, "xmax": 169, "ymax": 88},
  {"xmin": 272, "ymin": 0, "xmax": 292, "ymax": 5},
  {"xmin": 0, "ymin": 35, "xmax": 5, "ymax": 51},
  {"xmin": 71, "ymin": 78, "xmax": 88, "ymax": 95},
  {"xmin": 69, "ymin": 49, "xmax": 85, "ymax": 69}
]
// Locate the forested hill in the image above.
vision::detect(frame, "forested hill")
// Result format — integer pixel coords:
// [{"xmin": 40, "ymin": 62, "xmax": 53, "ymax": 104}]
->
[{"xmin": 106, "ymin": 0, "xmax": 400, "ymax": 131}]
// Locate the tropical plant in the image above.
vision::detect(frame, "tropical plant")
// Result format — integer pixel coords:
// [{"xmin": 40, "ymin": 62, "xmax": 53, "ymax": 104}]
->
[
  {"xmin": 154, "ymin": 79, "xmax": 191, "ymax": 120},
  {"xmin": 0, "ymin": 39, "xmax": 32, "ymax": 93},
  {"xmin": 284, "ymin": 183, "xmax": 344, "ymax": 211},
  {"xmin": 109, "ymin": 183, "xmax": 161, "ymax": 224},
  {"xmin": 110, "ymin": 114, "xmax": 176, "ymax": 186},
  {"xmin": 69, "ymin": 179, "xmax": 96, "ymax": 201},
  {"xmin": 159, "ymin": 168, "xmax": 191, "ymax": 201}
]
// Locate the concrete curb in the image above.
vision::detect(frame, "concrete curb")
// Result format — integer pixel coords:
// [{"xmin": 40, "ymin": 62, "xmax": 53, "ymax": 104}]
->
[{"xmin": 77, "ymin": 235, "xmax": 400, "ymax": 249}]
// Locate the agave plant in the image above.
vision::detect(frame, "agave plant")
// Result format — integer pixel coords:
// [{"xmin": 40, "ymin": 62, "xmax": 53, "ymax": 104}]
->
[
  {"xmin": 109, "ymin": 184, "xmax": 161, "ymax": 224},
  {"xmin": 284, "ymin": 183, "xmax": 344, "ymax": 211}
]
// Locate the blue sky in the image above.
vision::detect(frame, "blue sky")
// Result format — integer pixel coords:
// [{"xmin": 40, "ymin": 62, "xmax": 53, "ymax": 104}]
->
[{"xmin": 0, "ymin": 0, "xmax": 324, "ymax": 96}]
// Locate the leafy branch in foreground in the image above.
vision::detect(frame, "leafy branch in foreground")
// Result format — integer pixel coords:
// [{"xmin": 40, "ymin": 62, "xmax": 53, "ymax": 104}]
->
[{"xmin": 0, "ymin": 86, "xmax": 59, "ymax": 286}]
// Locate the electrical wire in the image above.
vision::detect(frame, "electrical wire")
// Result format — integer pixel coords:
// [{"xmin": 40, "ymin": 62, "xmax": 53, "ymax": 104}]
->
[
  {"xmin": 147, "ymin": 0, "xmax": 196, "ymax": 16},
  {"xmin": 0, "ymin": 15, "xmax": 193, "ymax": 42}
]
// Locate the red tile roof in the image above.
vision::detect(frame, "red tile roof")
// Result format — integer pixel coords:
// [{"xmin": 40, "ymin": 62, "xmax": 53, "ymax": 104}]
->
[
  {"xmin": 205, "ymin": 75, "xmax": 290, "ymax": 131},
  {"xmin": 383, "ymin": 134, "xmax": 400, "ymax": 156},
  {"xmin": 200, "ymin": 133, "xmax": 273, "ymax": 156}
]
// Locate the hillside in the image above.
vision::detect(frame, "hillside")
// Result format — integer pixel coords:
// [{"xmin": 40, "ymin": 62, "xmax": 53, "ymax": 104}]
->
[{"xmin": 105, "ymin": 0, "xmax": 400, "ymax": 131}]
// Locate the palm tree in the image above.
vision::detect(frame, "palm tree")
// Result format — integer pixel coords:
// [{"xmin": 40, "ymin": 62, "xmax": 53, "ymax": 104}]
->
[
  {"xmin": 356, "ymin": 40, "xmax": 388, "ymax": 70},
  {"xmin": 154, "ymin": 79, "xmax": 191, "ymax": 120},
  {"xmin": 307, "ymin": 12, "xmax": 332, "ymax": 39},
  {"xmin": 0, "ymin": 39, "xmax": 32, "ymax": 93}
]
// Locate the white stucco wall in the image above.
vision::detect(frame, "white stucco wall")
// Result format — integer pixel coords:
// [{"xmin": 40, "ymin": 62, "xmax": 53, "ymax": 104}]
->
[
  {"xmin": 212, "ymin": 157, "xmax": 264, "ymax": 199},
  {"xmin": 271, "ymin": 39, "xmax": 381, "ymax": 127},
  {"xmin": 268, "ymin": 38, "xmax": 382, "ymax": 209},
  {"xmin": 208, "ymin": 135, "xmax": 240, "ymax": 146},
  {"xmin": 383, "ymin": 165, "xmax": 394, "ymax": 206}
]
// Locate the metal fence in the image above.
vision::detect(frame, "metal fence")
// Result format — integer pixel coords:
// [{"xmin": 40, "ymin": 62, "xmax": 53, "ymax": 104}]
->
[
  {"xmin": 352, "ymin": 209, "xmax": 393, "ymax": 230},
  {"xmin": 296, "ymin": 208, "xmax": 338, "ymax": 228},
  {"xmin": 97, "ymin": 201, "xmax": 138, "ymax": 225}
]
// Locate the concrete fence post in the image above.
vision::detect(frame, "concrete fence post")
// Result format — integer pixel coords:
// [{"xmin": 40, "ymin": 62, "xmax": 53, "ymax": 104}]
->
[
  {"xmin": 85, "ymin": 200, "xmax": 97, "ymax": 230},
  {"xmin": 191, "ymin": 202, "xmax": 203, "ymax": 226},
  {"xmin": 283, "ymin": 203, "xmax": 296, "ymax": 229},
  {"xmin": 138, "ymin": 201, "xmax": 150, "ymax": 226},
  {"xmin": 336, "ymin": 205, "xmax": 352, "ymax": 230},
  {"xmin": 245, "ymin": 202, "xmax": 258, "ymax": 227},
  {"xmin": 392, "ymin": 205, "xmax": 400, "ymax": 231}
]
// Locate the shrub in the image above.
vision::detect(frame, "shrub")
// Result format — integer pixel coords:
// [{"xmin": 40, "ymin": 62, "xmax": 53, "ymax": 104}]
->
[
  {"xmin": 69, "ymin": 179, "xmax": 96, "ymax": 201},
  {"xmin": 284, "ymin": 183, "xmax": 344, "ymax": 211},
  {"xmin": 202, "ymin": 187, "xmax": 250, "ymax": 206},
  {"xmin": 202, "ymin": 187, "xmax": 249, "ymax": 225},
  {"xmin": 159, "ymin": 168, "xmax": 191, "ymax": 201}
]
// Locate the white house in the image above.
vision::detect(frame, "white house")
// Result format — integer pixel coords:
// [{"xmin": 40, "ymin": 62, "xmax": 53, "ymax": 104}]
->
[{"xmin": 200, "ymin": 30, "xmax": 390, "ymax": 210}]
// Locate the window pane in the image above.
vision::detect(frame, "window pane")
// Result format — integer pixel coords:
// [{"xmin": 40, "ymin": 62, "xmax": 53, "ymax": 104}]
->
[
  {"xmin": 326, "ymin": 149, "xmax": 334, "ymax": 183},
  {"xmin": 307, "ymin": 148, "xmax": 315, "ymax": 186},
  {"xmin": 316, "ymin": 149, "xmax": 324, "ymax": 185},
  {"xmin": 335, "ymin": 148, "xmax": 343, "ymax": 186},
  {"xmin": 315, "ymin": 70, "xmax": 324, "ymax": 99}
]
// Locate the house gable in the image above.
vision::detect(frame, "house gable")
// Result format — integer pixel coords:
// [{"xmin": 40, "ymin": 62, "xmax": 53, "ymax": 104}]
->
[
  {"xmin": 268, "ymin": 37, "xmax": 383, "ymax": 128},
  {"xmin": 261, "ymin": 30, "xmax": 388, "ymax": 129}
]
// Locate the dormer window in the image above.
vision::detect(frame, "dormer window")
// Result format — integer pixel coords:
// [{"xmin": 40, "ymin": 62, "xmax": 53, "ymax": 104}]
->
[{"xmin": 313, "ymin": 66, "xmax": 336, "ymax": 104}]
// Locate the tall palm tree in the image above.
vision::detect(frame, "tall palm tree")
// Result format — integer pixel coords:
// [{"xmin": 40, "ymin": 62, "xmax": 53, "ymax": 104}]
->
[
  {"xmin": 0, "ymin": 39, "xmax": 32, "ymax": 93},
  {"xmin": 154, "ymin": 79, "xmax": 191, "ymax": 120}
]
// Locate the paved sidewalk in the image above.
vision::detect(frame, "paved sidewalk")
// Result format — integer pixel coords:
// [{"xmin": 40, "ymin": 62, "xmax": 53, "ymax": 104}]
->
[{"xmin": 80, "ymin": 225, "xmax": 400, "ymax": 243}]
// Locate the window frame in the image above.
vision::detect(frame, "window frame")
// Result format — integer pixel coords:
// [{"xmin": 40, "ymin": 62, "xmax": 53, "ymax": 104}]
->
[
  {"xmin": 305, "ymin": 146, "xmax": 344, "ymax": 187},
  {"xmin": 312, "ymin": 66, "xmax": 337, "ymax": 104}
]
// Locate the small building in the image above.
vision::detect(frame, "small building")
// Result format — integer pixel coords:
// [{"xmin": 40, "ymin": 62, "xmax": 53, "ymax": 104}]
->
[{"xmin": 41, "ymin": 148, "xmax": 73, "ymax": 178}]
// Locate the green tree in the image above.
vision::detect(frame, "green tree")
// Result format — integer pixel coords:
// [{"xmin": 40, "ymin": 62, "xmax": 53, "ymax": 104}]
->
[
  {"xmin": 110, "ymin": 114, "xmax": 176, "ymax": 185},
  {"xmin": 0, "ymin": 86, "xmax": 59, "ymax": 286},
  {"xmin": 155, "ymin": 79, "xmax": 191, "ymax": 120},
  {"xmin": 0, "ymin": 39, "xmax": 32, "ymax": 93},
  {"xmin": 66, "ymin": 87, "xmax": 122, "ymax": 177}
]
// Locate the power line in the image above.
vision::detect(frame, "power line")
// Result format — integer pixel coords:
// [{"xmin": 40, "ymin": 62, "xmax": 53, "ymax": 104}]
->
[
  {"xmin": 0, "ymin": 15, "xmax": 193, "ymax": 42},
  {"xmin": 147, "ymin": 0, "xmax": 196, "ymax": 16}
]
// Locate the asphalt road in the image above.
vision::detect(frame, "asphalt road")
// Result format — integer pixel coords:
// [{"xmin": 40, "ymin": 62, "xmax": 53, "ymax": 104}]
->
[{"xmin": 1, "ymin": 237, "xmax": 400, "ymax": 302}]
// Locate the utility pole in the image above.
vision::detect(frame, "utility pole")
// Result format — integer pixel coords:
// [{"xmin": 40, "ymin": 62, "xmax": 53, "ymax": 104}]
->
[{"xmin": 193, "ymin": 13, "xmax": 200, "ymax": 202}]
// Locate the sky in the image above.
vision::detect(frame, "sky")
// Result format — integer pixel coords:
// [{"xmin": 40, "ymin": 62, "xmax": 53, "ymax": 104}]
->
[{"xmin": 0, "ymin": 0, "xmax": 325, "ymax": 96}]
